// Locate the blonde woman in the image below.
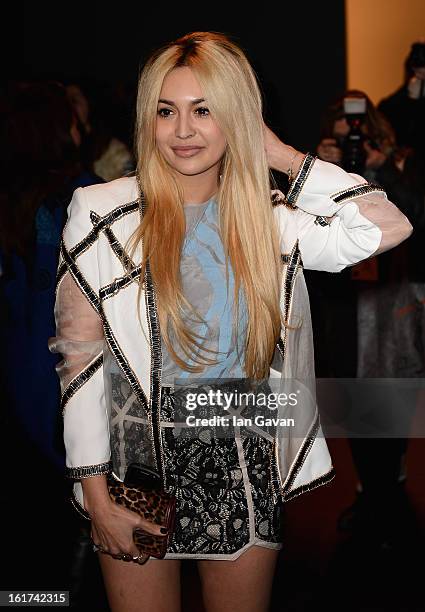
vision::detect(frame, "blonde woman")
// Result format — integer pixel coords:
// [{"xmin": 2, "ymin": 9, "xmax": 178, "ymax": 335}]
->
[{"xmin": 49, "ymin": 32, "xmax": 412, "ymax": 612}]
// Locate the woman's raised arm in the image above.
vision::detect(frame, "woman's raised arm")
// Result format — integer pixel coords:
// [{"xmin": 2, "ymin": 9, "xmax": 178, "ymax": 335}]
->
[{"xmin": 264, "ymin": 126, "xmax": 413, "ymax": 272}]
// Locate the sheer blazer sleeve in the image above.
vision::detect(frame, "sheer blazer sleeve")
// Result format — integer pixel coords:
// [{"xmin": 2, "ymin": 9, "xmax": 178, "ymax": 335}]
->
[
  {"xmin": 283, "ymin": 154, "xmax": 413, "ymax": 273},
  {"xmin": 48, "ymin": 187, "xmax": 111, "ymax": 479}
]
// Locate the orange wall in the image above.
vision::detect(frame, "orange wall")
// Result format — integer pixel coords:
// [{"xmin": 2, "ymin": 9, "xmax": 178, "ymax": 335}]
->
[{"xmin": 346, "ymin": 0, "xmax": 425, "ymax": 104}]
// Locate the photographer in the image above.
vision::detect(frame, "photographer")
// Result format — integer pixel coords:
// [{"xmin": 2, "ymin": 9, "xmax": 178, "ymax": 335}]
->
[
  {"xmin": 313, "ymin": 90, "xmax": 425, "ymax": 548},
  {"xmin": 317, "ymin": 90, "xmax": 397, "ymax": 185},
  {"xmin": 317, "ymin": 89, "xmax": 425, "ymax": 231},
  {"xmin": 310, "ymin": 91, "xmax": 398, "ymax": 380}
]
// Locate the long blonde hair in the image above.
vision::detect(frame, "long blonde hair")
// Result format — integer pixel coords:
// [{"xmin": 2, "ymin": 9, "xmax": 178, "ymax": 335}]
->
[{"xmin": 125, "ymin": 31, "xmax": 282, "ymax": 380}]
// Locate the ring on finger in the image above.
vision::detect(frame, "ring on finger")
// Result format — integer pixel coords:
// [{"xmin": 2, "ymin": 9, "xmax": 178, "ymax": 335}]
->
[{"xmin": 93, "ymin": 544, "xmax": 106, "ymax": 553}]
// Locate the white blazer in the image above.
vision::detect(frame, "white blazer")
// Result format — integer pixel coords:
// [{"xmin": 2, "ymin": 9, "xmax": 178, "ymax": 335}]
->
[{"xmin": 49, "ymin": 153, "xmax": 412, "ymax": 509}]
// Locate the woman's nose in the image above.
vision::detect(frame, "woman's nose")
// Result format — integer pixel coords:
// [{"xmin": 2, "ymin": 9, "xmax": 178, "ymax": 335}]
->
[{"xmin": 175, "ymin": 113, "xmax": 195, "ymax": 139}]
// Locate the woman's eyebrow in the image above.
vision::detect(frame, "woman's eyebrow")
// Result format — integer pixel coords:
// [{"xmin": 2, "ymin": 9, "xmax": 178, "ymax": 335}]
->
[{"xmin": 158, "ymin": 98, "xmax": 206, "ymax": 106}]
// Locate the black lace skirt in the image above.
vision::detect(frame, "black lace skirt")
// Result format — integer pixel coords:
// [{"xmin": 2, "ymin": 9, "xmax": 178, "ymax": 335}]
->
[{"xmin": 157, "ymin": 384, "xmax": 284, "ymax": 560}]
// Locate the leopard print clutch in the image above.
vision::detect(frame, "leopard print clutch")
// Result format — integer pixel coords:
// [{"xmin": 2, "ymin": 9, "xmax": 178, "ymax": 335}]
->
[
  {"xmin": 106, "ymin": 473, "xmax": 176, "ymax": 561},
  {"xmin": 70, "ymin": 472, "xmax": 176, "ymax": 563}
]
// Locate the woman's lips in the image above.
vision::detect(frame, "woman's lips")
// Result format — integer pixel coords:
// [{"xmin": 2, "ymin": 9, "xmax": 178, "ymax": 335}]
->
[{"xmin": 172, "ymin": 147, "xmax": 204, "ymax": 158}]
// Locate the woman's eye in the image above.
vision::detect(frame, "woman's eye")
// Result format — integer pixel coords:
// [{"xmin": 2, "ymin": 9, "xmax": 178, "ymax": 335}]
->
[
  {"xmin": 157, "ymin": 107, "xmax": 210, "ymax": 118},
  {"xmin": 157, "ymin": 108, "xmax": 173, "ymax": 117},
  {"xmin": 195, "ymin": 107, "xmax": 210, "ymax": 116}
]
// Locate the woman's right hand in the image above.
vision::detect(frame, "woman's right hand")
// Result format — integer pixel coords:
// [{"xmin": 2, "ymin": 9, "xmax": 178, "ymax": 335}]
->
[
  {"xmin": 89, "ymin": 498, "xmax": 168, "ymax": 559},
  {"xmin": 317, "ymin": 138, "xmax": 342, "ymax": 164},
  {"xmin": 81, "ymin": 474, "xmax": 167, "ymax": 559}
]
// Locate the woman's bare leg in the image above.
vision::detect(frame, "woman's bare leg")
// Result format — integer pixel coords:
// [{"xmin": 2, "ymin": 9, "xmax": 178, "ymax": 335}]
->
[
  {"xmin": 197, "ymin": 546, "xmax": 279, "ymax": 612},
  {"xmin": 97, "ymin": 553, "xmax": 181, "ymax": 612}
]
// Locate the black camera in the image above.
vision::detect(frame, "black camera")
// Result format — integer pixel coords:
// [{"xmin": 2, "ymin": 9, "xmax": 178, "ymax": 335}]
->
[{"xmin": 341, "ymin": 97, "xmax": 367, "ymax": 174}]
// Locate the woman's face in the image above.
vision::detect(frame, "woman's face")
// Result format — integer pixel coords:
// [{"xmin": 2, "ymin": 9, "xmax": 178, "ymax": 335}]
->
[{"xmin": 155, "ymin": 66, "xmax": 227, "ymax": 178}]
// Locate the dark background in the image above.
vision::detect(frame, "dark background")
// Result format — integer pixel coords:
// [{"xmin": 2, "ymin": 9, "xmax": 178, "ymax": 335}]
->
[
  {"xmin": 5, "ymin": 2, "xmax": 346, "ymax": 152},
  {"xmin": 10, "ymin": 4, "xmax": 425, "ymax": 611}
]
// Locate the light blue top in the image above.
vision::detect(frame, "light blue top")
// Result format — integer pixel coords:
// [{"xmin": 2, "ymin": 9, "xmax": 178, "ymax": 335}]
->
[{"xmin": 161, "ymin": 197, "xmax": 248, "ymax": 386}]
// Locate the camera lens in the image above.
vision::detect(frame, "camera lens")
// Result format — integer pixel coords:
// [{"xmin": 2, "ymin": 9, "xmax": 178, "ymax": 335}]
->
[{"xmin": 342, "ymin": 118, "xmax": 366, "ymax": 174}]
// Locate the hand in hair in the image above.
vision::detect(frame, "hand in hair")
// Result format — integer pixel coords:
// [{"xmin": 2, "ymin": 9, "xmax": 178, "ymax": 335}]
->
[{"xmin": 262, "ymin": 122, "xmax": 304, "ymax": 177}]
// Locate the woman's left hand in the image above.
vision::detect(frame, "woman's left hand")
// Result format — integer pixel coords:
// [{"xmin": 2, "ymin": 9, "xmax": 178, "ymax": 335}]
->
[{"xmin": 263, "ymin": 122, "xmax": 304, "ymax": 176}]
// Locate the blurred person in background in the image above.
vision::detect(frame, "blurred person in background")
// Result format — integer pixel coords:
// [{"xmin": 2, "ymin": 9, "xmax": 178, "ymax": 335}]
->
[
  {"xmin": 0, "ymin": 81, "xmax": 105, "ymax": 604},
  {"xmin": 378, "ymin": 40, "xmax": 425, "ymax": 159},
  {"xmin": 0, "ymin": 81, "xmax": 104, "ymax": 470},
  {"xmin": 313, "ymin": 89, "xmax": 425, "ymax": 548},
  {"xmin": 66, "ymin": 79, "xmax": 134, "ymax": 181},
  {"xmin": 311, "ymin": 90, "xmax": 399, "ymax": 379}
]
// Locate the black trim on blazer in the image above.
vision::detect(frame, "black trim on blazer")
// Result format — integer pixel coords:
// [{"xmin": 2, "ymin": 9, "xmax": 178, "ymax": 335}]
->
[
  {"xmin": 283, "ymin": 467, "xmax": 335, "ymax": 502},
  {"xmin": 89, "ymin": 201, "xmax": 139, "ymax": 230},
  {"xmin": 60, "ymin": 239, "xmax": 150, "ymax": 415},
  {"xmin": 61, "ymin": 354, "xmax": 104, "ymax": 416},
  {"xmin": 60, "ymin": 240, "xmax": 102, "ymax": 315},
  {"xmin": 276, "ymin": 337, "xmax": 285, "ymax": 361},
  {"xmin": 101, "ymin": 316, "xmax": 150, "ymax": 414},
  {"xmin": 282, "ymin": 467, "xmax": 336, "ymax": 502},
  {"xmin": 67, "ymin": 461, "xmax": 113, "ymax": 480},
  {"xmin": 55, "ymin": 253, "xmax": 65, "ymax": 288},
  {"xmin": 140, "ymin": 195, "xmax": 166, "ymax": 484},
  {"xmin": 58, "ymin": 198, "xmax": 151, "ymax": 419},
  {"xmin": 97, "ymin": 224, "xmax": 140, "ymax": 300},
  {"xmin": 281, "ymin": 252, "xmax": 305, "ymax": 266},
  {"xmin": 331, "ymin": 183, "xmax": 385, "ymax": 205},
  {"xmin": 286, "ymin": 153, "xmax": 316, "ymax": 208},
  {"xmin": 99, "ymin": 266, "xmax": 142, "ymax": 301},
  {"xmin": 273, "ymin": 240, "xmax": 323, "ymax": 501},
  {"xmin": 283, "ymin": 241, "xmax": 303, "ymax": 325},
  {"xmin": 56, "ymin": 225, "xmax": 100, "ymax": 288},
  {"xmin": 103, "ymin": 226, "xmax": 136, "ymax": 271},
  {"xmin": 56, "ymin": 200, "xmax": 139, "ymax": 288},
  {"xmin": 281, "ymin": 411, "xmax": 320, "ymax": 497},
  {"xmin": 277, "ymin": 248, "xmax": 303, "ymax": 361},
  {"xmin": 270, "ymin": 242, "xmax": 304, "ymax": 502},
  {"xmin": 314, "ymin": 215, "xmax": 330, "ymax": 227}
]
